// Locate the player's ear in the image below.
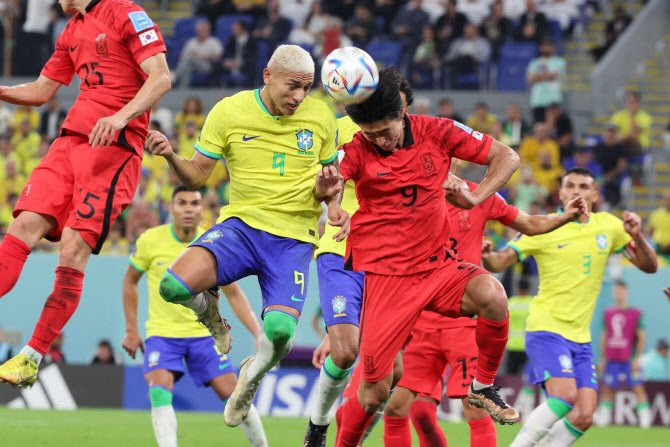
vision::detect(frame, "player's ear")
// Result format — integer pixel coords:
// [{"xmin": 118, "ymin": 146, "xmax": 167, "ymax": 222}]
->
[{"xmin": 262, "ymin": 68, "xmax": 272, "ymax": 86}]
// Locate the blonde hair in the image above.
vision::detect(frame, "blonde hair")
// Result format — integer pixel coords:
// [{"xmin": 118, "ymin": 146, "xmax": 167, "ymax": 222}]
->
[{"xmin": 267, "ymin": 44, "xmax": 314, "ymax": 75}]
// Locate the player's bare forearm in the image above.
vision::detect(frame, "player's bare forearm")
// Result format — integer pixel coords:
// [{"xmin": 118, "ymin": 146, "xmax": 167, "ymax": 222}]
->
[
  {"xmin": 473, "ymin": 140, "xmax": 519, "ymax": 205},
  {"xmin": 0, "ymin": 75, "xmax": 60, "ymax": 106},
  {"xmin": 115, "ymin": 54, "xmax": 171, "ymax": 125},
  {"xmin": 482, "ymin": 246, "xmax": 519, "ymax": 272},
  {"xmin": 315, "ymin": 158, "xmax": 342, "ymax": 203},
  {"xmin": 166, "ymin": 151, "xmax": 217, "ymax": 190},
  {"xmin": 221, "ymin": 283, "xmax": 261, "ymax": 337},
  {"xmin": 627, "ymin": 234, "xmax": 658, "ymax": 273},
  {"xmin": 122, "ymin": 269, "xmax": 143, "ymax": 333},
  {"xmin": 511, "ymin": 211, "xmax": 573, "ymax": 236}
]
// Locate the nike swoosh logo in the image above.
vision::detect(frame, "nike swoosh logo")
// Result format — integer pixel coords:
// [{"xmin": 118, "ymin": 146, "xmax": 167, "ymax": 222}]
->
[
  {"xmin": 219, "ymin": 362, "xmax": 231, "ymax": 370},
  {"xmin": 377, "ymin": 171, "xmax": 391, "ymax": 177},
  {"xmin": 290, "ymin": 295, "xmax": 303, "ymax": 302},
  {"xmin": 156, "ymin": 261, "xmax": 167, "ymax": 266},
  {"xmin": 70, "ymin": 45, "xmax": 77, "ymax": 52},
  {"xmin": 557, "ymin": 243, "xmax": 570, "ymax": 249},
  {"xmin": 242, "ymin": 134, "xmax": 260, "ymax": 141}
]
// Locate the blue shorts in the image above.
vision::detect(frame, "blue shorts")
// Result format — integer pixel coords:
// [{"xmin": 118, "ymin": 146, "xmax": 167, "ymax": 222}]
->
[
  {"xmin": 143, "ymin": 336, "xmax": 235, "ymax": 387},
  {"xmin": 603, "ymin": 361, "xmax": 644, "ymax": 388},
  {"xmin": 526, "ymin": 331, "xmax": 599, "ymax": 391},
  {"xmin": 316, "ymin": 253, "xmax": 365, "ymax": 327},
  {"xmin": 192, "ymin": 218, "xmax": 313, "ymax": 315}
]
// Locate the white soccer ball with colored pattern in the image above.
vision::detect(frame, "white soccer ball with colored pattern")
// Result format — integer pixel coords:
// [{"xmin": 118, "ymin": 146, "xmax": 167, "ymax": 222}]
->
[{"xmin": 321, "ymin": 47, "xmax": 379, "ymax": 105}]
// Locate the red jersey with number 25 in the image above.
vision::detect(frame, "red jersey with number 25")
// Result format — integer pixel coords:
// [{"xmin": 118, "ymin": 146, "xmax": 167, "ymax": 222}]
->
[
  {"xmin": 340, "ymin": 115, "xmax": 492, "ymax": 275},
  {"xmin": 41, "ymin": 0, "xmax": 166, "ymax": 154},
  {"xmin": 417, "ymin": 180, "xmax": 519, "ymax": 330}
]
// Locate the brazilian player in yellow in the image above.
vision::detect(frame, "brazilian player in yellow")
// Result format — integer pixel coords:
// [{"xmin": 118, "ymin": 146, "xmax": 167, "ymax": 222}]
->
[
  {"xmin": 122, "ymin": 185, "xmax": 268, "ymax": 447},
  {"xmin": 145, "ymin": 45, "xmax": 347, "ymax": 428},
  {"xmin": 483, "ymin": 167, "xmax": 658, "ymax": 447}
]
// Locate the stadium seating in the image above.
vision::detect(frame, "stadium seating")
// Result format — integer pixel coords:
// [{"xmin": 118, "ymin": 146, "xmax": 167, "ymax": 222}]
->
[
  {"xmin": 214, "ymin": 14, "xmax": 254, "ymax": 48},
  {"xmin": 496, "ymin": 42, "xmax": 538, "ymax": 91},
  {"xmin": 366, "ymin": 42, "xmax": 403, "ymax": 68}
]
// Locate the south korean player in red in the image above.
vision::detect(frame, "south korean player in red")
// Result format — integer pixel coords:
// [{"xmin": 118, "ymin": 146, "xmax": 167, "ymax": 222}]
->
[
  {"xmin": 386, "ymin": 172, "xmax": 587, "ymax": 447},
  {"xmin": 331, "ymin": 67, "xmax": 521, "ymax": 447},
  {"xmin": 0, "ymin": 0, "xmax": 170, "ymax": 387}
]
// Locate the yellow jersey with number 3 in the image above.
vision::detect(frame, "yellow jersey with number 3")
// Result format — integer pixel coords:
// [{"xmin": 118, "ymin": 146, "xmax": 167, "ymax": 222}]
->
[
  {"xmin": 129, "ymin": 224, "xmax": 210, "ymax": 338},
  {"xmin": 315, "ymin": 115, "xmax": 361, "ymax": 258},
  {"xmin": 195, "ymin": 89, "xmax": 338, "ymax": 245},
  {"xmin": 507, "ymin": 212, "xmax": 631, "ymax": 343}
]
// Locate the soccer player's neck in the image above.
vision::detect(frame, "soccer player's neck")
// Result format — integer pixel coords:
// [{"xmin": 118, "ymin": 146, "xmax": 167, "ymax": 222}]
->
[
  {"xmin": 173, "ymin": 225, "xmax": 197, "ymax": 243},
  {"xmin": 259, "ymin": 87, "xmax": 279, "ymax": 116}
]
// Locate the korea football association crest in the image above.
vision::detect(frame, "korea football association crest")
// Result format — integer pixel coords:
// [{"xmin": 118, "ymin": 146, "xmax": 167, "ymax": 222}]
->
[
  {"xmin": 201, "ymin": 229, "xmax": 223, "ymax": 244},
  {"xmin": 596, "ymin": 233, "xmax": 608, "ymax": 250},
  {"xmin": 296, "ymin": 129, "xmax": 314, "ymax": 153},
  {"xmin": 148, "ymin": 351, "xmax": 160, "ymax": 367},
  {"xmin": 332, "ymin": 295, "xmax": 347, "ymax": 318},
  {"xmin": 559, "ymin": 354, "xmax": 573, "ymax": 372}
]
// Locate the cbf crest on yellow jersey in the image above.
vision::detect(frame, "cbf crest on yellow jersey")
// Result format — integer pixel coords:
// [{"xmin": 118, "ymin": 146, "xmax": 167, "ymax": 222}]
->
[
  {"xmin": 315, "ymin": 115, "xmax": 361, "ymax": 258},
  {"xmin": 129, "ymin": 224, "xmax": 209, "ymax": 338},
  {"xmin": 507, "ymin": 212, "xmax": 631, "ymax": 343},
  {"xmin": 195, "ymin": 89, "xmax": 338, "ymax": 245}
]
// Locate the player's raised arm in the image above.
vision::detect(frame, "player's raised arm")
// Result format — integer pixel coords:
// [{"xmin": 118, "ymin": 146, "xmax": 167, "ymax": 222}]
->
[
  {"xmin": 146, "ymin": 130, "xmax": 218, "ymax": 189},
  {"xmin": 481, "ymin": 243, "xmax": 519, "ymax": 272},
  {"xmin": 220, "ymin": 283, "xmax": 261, "ymax": 338},
  {"xmin": 508, "ymin": 196, "xmax": 588, "ymax": 235},
  {"xmin": 621, "ymin": 211, "xmax": 658, "ymax": 273},
  {"xmin": 0, "ymin": 75, "xmax": 61, "ymax": 106},
  {"xmin": 470, "ymin": 140, "xmax": 519, "ymax": 205},
  {"xmin": 122, "ymin": 266, "xmax": 145, "ymax": 359}
]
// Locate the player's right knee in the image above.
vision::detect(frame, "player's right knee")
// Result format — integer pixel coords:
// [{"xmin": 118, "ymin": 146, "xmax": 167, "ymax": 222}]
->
[
  {"xmin": 263, "ymin": 311, "xmax": 297, "ymax": 346},
  {"xmin": 159, "ymin": 269, "xmax": 194, "ymax": 303},
  {"xmin": 546, "ymin": 395, "xmax": 575, "ymax": 417},
  {"xmin": 324, "ymin": 354, "xmax": 353, "ymax": 379},
  {"xmin": 330, "ymin": 346, "xmax": 358, "ymax": 370},
  {"xmin": 149, "ymin": 386, "xmax": 173, "ymax": 407},
  {"xmin": 361, "ymin": 385, "xmax": 389, "ymax": 413}
]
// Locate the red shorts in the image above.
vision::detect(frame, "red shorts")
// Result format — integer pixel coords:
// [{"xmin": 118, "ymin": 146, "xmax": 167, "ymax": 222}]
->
[
  {"xmin": 14, "ymin": 134, "xmax": 141, "ymax": 254},
  {"xmin": 399, "ymin": 324, "xmax": 478, "ymax": 402},
  {"xmin": 359, "ymin": 258, "xmax": 486, "ymax": 382}
]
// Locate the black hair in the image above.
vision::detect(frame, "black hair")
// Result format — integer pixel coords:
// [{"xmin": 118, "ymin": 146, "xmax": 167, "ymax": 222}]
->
[
  {"xmin": 394, "ymin": 67, "xmax": 414, "ymax": 108},
  {"xmin": 614, "ymin": 279, "xmax": 628, "ymax": 288},
  {"xmin": 563, "ymin": 167, "xmax": 595, "ymax": 181},
  {"xmin": 172, "ymin": 184, "xmax": 204, "ymax": 200},
  {"xmin": 345, "ymin": 67, "xmax": 404, "ymax": 125},
  {"xmin": 626, "ymin": 90, "xmax": 641, "ymax": 101},
  {"xmin": 518, "ymin": 278, "xmax": 530, "ymax": 291}
]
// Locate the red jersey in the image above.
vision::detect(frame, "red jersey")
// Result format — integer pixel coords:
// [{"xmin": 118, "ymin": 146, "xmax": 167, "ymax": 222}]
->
[
  {"xmin": 417, "ymin": 179, "xmax": 519, "ymax": 330},
  {"xmin": 340, "ymin": 115, "xmax": 492, "ymax": 275},
  {"xmin": 41, "ymin": 0, "xmax": 166, "ymax": 154}
]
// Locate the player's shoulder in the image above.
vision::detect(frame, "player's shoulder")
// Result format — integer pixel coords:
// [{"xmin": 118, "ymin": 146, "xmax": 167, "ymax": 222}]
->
[
  {"xmin": 206, "ymin": 91, "xmax": 253, "ymax": 121},
  {"xmin": 137, "ymin": 224, "xmax": 171, "ymax": 243},
  {"xmin": 592, "ymin": 211, "xmax": 623, "ymax": 228},
  {"xmin": 300, "ymin": 94, "xmax": 331, "ymax": 115}
]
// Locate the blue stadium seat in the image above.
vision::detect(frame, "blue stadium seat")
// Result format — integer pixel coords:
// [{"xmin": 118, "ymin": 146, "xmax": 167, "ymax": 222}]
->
[
  {"xmin": 496, "ymin": 42, "xmax": 538, "ymax": 91},
  {"xmin": 254, "ymin": 40, "xmax": 270, "ymax": 85},
  {"xmin": 174, "ymin": 16, "xmax": 207, "ymax": 41},
  {"xmin": 215, "ymin": 14, "xmax": 254, "ymax": 45},
  {"xmin": 366, "ymin": 42, "xmax": 402, "ymax": 68},
  {"xmin": 547, "ymin": 19, "xmax": 564, "ymax": 55}
]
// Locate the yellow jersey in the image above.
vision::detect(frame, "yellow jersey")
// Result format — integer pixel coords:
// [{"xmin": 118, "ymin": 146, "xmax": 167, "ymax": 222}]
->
[
  {"xmin": 507, "ymin": 212, "xmax": 631, "ymax": 343},
  {"xmin": 649, "ymin": 207, "xmax": 670, "ymax": 247},
  {"xmin": 129, "ymin": 224, "xmax": 209, "ymax": 338},
  {"xmin": 315, "ymin": 116, "xmax": 361, "ymax": 258},
  {"xmin": 195, "ymin": 89, "xmax": 338, "ymax": 245}
]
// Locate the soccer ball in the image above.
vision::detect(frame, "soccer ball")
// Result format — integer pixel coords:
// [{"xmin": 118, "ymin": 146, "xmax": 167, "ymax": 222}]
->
[{"xmin": 321, "ymin": 47, "xmax": 379, "ymax": 104}]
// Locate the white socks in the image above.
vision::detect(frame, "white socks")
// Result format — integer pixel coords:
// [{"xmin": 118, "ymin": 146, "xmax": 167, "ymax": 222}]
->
[
  {"xmin": 310, "ymin": 365, "xmax": 351, "ymax": 426},
  {"xmin": 151, "ymin": 405, "xmax": 178, "ymax": 447},
  {"xmin": 472, "ymin": 379, "xmax": 492, "ymax": 391},
  {"xmin": 20, "ymin": 345, "xmax": 43, "ymax": 365},
  {"xmin": 638, "ymin": 403, "xmax": 652, "ymax": 429},
  {"xmin": 239, "ymin": 404, "xmax": 268, "ymax": 447},
  {"xmin": 247, "ymin": 332, "xmax": 294, "ymax": 383},
  {"xmin": 180, "ymin": 293, "xmax": 207, "ymax": 316},
  {"xmin": 535, "ymin": 418, "xmax": 582, "ymax": 447},
  {"xmin": 510, "ymin": 401, "xmax": 561, "ymax": 447}
]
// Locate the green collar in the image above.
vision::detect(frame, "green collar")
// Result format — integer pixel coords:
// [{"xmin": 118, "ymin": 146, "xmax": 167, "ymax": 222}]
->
[
  {"xmin": 170, "ymin": 225, "xmax": 199, "ymax": 244},
  {"xmin": 255, "ymin": 88, "xmax": 273, "ymax": 117}
]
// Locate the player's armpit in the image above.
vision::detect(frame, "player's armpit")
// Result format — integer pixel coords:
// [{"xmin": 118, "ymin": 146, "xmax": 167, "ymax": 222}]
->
[{"xmin": 482, "ymin": 246, "xmax": 519, "ymax": 272}]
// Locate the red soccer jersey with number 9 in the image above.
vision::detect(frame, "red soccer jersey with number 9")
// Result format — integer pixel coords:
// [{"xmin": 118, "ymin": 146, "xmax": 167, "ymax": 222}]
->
[
  {"xmin": 340, "ymin": 115, "xmax": 493, "ymax": 275},
  {"xmin": 41, "ymin": 0, "xmax": 166, "ymax": 154}
]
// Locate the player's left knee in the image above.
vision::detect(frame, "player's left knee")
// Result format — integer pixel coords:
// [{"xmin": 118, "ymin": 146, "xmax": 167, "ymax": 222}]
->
[
  {"xmin": 159, "ymin": 270, "xmax": 194, "ymax": 303},
  {"xmin": 263, "ymin": 311, "xmax": 297, "ymax": 346},
  {"xmin": 331, "ymin": 346, "xmax": 358, "ymax": 370},
  {"xmin": 571, "ymin": 410, "xmax": 594, "ymax": 431}
]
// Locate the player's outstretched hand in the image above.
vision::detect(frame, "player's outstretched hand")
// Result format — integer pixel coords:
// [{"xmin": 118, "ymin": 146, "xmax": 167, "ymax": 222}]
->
[
  {"xmin": 122, "ymin": 330, "xmax": 145, "ymax": 359},
  {"xmin": 89, "ymin": 113, "xmax": 128, "ymax": 148},
  {"xmin": 312, "ymin": 334, "xmax": 331, "ymax": 369},
  {"xmin": 622, "ymin": 210, "xmax": 642, "ymax": 237},
  {"xmin": 329, "ymin": 204, "xmax": 350, "ymax": 241},
  {"xmin": 315, "ymin": 165, "xmax": 342, "ymax": 200},
  {"xmin": 145, "ymin": 130, "xmax": 174, "ymax": 157},
  {"xmin": 564, "ymin": 196, "xmax": 589, "ymax": 221},
  {"xmin": 443, "ymin": 175, "xmax": 478, "ymax": 209}
]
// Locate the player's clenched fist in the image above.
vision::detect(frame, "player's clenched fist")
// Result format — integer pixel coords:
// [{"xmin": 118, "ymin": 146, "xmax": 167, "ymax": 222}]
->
[
  {"xmin": 145, "ymin": 130, "xmax": 174, "ymax": 157},
  {"xmin": 622, "ymin": 210, "xmax": 642, "ymax": 236},
  {"xmin": 564, "ymin": 196, "xmax": 589, "ymax": 221},
  {"xmin": 328, "ymin": 203, "xmax": 350, "ymax": 241},
  {"xmin": 443, "ymin": 174, "xmax": 479, "ymax": 209},
  {"xmin": 315, "ymin": 165, "xmax": 343, "ymax": 200}
]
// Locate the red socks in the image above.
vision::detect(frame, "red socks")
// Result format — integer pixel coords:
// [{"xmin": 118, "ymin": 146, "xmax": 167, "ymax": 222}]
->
[
  {"xmin": 383, "ymin": 415, "xmax": 412, "ymax": 447},
  {"xmin": 0, "ymin": 234, "xmax": 31, "ymax": 297},
  {"xmin": 475, "ymin": 315, "xmax": 509, "ymax": 385},
  {"xmin": 468, "ymin": 416, "xmax": 496, "ymax": 447},
  {"xmin": 410, "ymin": 400, "xmax": 447, "ymax": 447},
  {"xmin": 28, "ymin": 267, "xmax": 84, "ymax": 354},
  {"xmin": 336, "ymin": 397, "xmax": 375, "ymax": 447}
]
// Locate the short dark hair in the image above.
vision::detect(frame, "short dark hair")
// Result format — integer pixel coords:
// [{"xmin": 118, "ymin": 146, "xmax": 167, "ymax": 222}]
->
[
  {"xmin": 345, "ymin": 67, "xmax": 404, "ymax": 125},
  {"xmin": 172, "ymin": 184, "xmax": 204, "ymax": 200},
  {"xmin": 563, "ymin": 167, "xmax": 595, "ymax": 181},
  {"xmin": 614, "ymin": 279, "xmax": 627, "ymax": 288},
  {"xmin": 626, "ymin": 90, "xmax": 641, "ymax": 101},
  {"xmin": 394, "ymin": 68, "xmax": 414, "ymax": 108}
]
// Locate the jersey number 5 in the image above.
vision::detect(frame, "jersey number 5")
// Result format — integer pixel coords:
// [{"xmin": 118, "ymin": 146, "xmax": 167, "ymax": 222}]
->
[{"xmin": 82, "ymin": 62, "xmax": 104, "ymax": 87}]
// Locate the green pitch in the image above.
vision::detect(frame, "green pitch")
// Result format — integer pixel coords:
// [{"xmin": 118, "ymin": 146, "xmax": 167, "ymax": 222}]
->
[{"xmin": 0, "ymin": 407, "xmax": 668, "ymax": 446}]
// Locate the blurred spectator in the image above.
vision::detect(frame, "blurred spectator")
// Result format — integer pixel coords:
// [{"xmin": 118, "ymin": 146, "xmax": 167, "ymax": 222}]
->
[
  {"xmin": 544, "ymin": 102, "xmax": 573, "ymax": 160},
  {"xmin": 527, "ymin": 40, "xmax": 565, "ymax": 123},
  {"xmin": 220, "ymin": 20, "xmax": 256, "ymax": 87},
  {"xmin": 457, "ymin": 0, "xmax": 489, "ymax": 26},
  {"xmin": 315, "ymin": 18, "xmax": 352, "ymax": 63},
  {"xmin": 466, "ymin": 101, "xmax": 497, "ymax": 135},
  {"xmin": 253, "ymin": 0, "xmax": 293, "ymax": 52},
  {"xmin": 346, "ymin": 4, "xmax": 378, "ymax": 46},
  {"xmin": 533, "ymin": 149, "xmax": 564, "ymax": 193},
  {"xmin": 305, "ymin": 1, "xmax": 333, "ymax": 37},
  {"xmin": 0, "ymin": 136, "xmax": 20, "ymax": 179},
  {"xmin": 489, "ymin": 120, "xmax": 512, "ymax": 147},
  {"xmin": 44, "ymin": 333, "xmax": 65, "ymax": 364},
  {"xmin": 648, "ymin": 190, "xmax": 670, "ymax": 255},
  {"xmin": 39, "ymin": 97, "xmax": 66, "ymax": 140},
  {"xmin": 412, "ymin": 25, "xmax": 439, "ymax": 88},
  {"xmin": 664, "ymin": 120, "xmax": 670, "ymax": 151},
  {"xmin": 503, "ymin": 0, "xmax": 526, "ymax": 21},
  {"xmin": 0, "ymin": 193, "xmax": 19, "ymax": 232},
  {"xmin": 196, "ymin": 0, "xmax": 236, "ymax": 29},
  {"xmin": 594, "ymin": 123, "xmax": 630, "ymax": 209},
  {"xmin": 0, "ymin": 104, "xmax": 13, "ymax": 136},
  {"xmin": 326, "ymin": 0, "xmax": 356, "ymax": 22},
  {"xmin": 12, "ymin": 105, "xmax": 40, "ymax": 131},
  {"xmin": 519, "ymin": 122, "xmax": 561, "ymax": 172},
  {"xmin": 502, "ymin": 102, "xmax": 530, "ymax": 148},
  {"xmin": 373, "ymin": 0, "xmax": 403, "ymax": 34},
  {"xmin": 391, "ymin": 0, "xmax": 430, "ymax": 70},
  {"xmin": 591, "ymin": 6, "xmax": 632, "ymax": 61},
  {"xmin": 434, "ymin": 0, "xmax": 467, "ymax": 57},
  {"xmin": 98, "ymin": 221, "xmax": 129, "ymax": 256},
  {"xmin": 0, "ymin": 159, "xmax": 27, "ymax": 204},
  {"xmin": 479, "ymin": 0, "xmax": 513, "ymax": 60},
  {"xmin": 134, "ymin": 167, "xmax": 160, "ymax": 205},
  {"xmin": 445, "ymin": 23, "xmax": 491, "ymax": 90},
  {"xmin": 172, "ymin": 20, "xmax": 223, "ymax": 87},
  {"xmin": 640, "ymin": 338, "xmax": 669, "ymax": 381},
  {"xmin": 413, "ymin": 98, "xmax": 431, "ymax": 116},
  {"xmin": 279, "ymin": 0, "xmax": 314, "ymax": 29},
  {"xmin": 178, "ymin": 120, "xmax": 201, "ymax": 159},
  {"xmin": 90, "ymin": 339, "xmax": 119, "ymax": 365},
  {"xmin": 541, "ymin": 0, "xmax": 578, "ymax": 34},
  {"xmin": 11, "ymin": 118, "xmax": 41, "ymax": 171},
  {"xmin": 510, "ymin": 166, "xmax": 548, "ymax": 212},
  {"xmin": 174, "ymin": 97, "xmax": 205, "ymax": 138},
  {"xmin": 506, "ymin": 278, "xmax": 532, "ymax": 375},
  {"xmin": 150, "ymin": 101, "xmax": 174, "ymax": 138},
  {"xmin": 516, "ymin": 0, "xmax": 547, "ymax": 44},
  {"xmin": 125, "ymin": 201, "xmax": 159, "ymax": 244},
  {"xmin": 437, "ymin": 97, "xmax": 464, "ymax": 123},
  {"xmin": 563, "ymin": 147, "xmax": 603, "ymax": 179},
  {"xmin": 22, "ymin": 137, "xmax": 50, "ymax": 175},
  {"xmin": 232, "ymin": 0, "xmax": 265, "ymax": 17},
  {"xmin": 16, "ymin": 0, "xmax": 55, "ymax": 76},
  {"xmin": 610, "ymin": 91, "xmax": 652, "ymax": 154}
]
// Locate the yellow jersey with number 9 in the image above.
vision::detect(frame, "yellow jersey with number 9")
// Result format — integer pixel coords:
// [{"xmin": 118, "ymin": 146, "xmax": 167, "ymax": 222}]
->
[
  {"xmin": 315, "ymin": 115, "xmax": 361, "ymax": 258},
  {"xmin": 195, "ymin": 89, "xmax": 338, "ymax": 245},
  {"xmin": 507, "ymin": 212, "xmax": 631, "ymax": 343}
]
